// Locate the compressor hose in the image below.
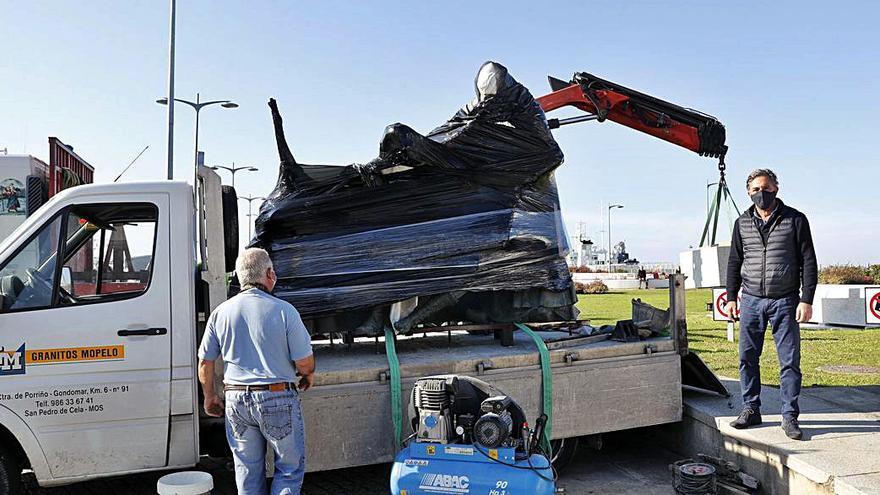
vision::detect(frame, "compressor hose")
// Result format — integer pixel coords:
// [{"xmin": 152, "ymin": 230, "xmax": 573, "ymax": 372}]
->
[
  {"xmin": 673, "ymin": 463, "xmax": 716, "ymax": 494},
  {"xmin": 472, "ymin": 433, "xmax": 558, "ymax": 484}
]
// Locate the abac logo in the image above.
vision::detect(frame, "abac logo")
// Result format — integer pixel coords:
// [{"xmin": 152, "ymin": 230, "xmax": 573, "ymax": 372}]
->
[
  {"xmin": 0, "ymin": 344, "xmax": 26, "ymax": 376},
  {"xmin": 419, "ymin": 473, "xmax": 470, "ymax": 494}
]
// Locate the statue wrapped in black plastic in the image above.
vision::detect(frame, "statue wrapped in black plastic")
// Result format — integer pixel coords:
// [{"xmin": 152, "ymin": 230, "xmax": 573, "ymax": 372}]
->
[{"xmin": 251, "ymin": 62, "xmax": 577, "ymax": 336}]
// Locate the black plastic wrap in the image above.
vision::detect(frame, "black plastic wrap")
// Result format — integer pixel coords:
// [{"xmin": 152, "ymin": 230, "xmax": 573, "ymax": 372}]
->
[{"xmin": 251, "ymin": 62, "xmax": 576, "ymax": 335}]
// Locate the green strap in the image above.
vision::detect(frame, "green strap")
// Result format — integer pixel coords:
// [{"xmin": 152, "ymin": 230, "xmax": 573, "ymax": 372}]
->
[
  {"xmin": 711, "ymin": 184, "xmax": 722, "ymax": 245},
  {"xmin": 384, "ymin": 327, "xmax": 403, "ymax": 449},
  {"xmin": 699, "ymin": 184, "xmax": 721, "ymax": 247},
  {"xmin": 514, "ymin": 323, "xmax": 553, "ymax": 453},
  {"xmin": 700, "ymin": 186, "xmax": 718, "ymax": 247},
  {"xmin": 701, "ymin": 179, "xmax": 741, "ymax": 247}
]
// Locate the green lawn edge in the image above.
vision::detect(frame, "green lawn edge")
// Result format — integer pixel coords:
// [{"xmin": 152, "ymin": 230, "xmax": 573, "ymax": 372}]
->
[{"xmin": 576, "ymin": 288, "xmax": 880, "ymax": 387}]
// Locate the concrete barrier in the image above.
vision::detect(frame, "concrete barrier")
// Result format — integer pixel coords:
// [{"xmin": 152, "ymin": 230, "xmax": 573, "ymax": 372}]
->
[
  {"xmin": 809, "ymin": 284, "xmax": 877, "ymax": 327},
  {"xmin": 571, "ymin": 273, "xmax": 669, "ymax": 290}
]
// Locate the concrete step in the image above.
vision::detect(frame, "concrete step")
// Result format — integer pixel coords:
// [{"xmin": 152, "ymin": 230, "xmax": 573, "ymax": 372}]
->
[{"xmin": 659, "ymin": 377, "xmax": 880, "ymax": 494}]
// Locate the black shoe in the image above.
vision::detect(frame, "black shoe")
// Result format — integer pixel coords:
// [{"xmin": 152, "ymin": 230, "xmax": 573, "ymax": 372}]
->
[
  {"xmin": 782, "ymin": 418, "xmax": 803, "ymax": 440},
  {"xmin": 730, "ymin": 407, "xmax": 762, "ymax": 429}
]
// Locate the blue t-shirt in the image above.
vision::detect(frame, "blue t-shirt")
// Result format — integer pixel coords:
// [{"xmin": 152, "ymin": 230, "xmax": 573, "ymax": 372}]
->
[{"xmin": 198, "ymin": 288, "xmax": 313, "ymax": 385}]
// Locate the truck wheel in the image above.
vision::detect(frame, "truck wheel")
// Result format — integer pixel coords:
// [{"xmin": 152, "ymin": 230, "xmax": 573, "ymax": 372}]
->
[
  {"xmin": 220, "ymin": 185, "xmax": 239, "ymax": 272},
  {"xmin": 0, "ymin": 444, "xmax": 24, "ymax": 495},
  {"xmin": 549, "ymin": 437, "xmax": 579, "ymax": 473}
]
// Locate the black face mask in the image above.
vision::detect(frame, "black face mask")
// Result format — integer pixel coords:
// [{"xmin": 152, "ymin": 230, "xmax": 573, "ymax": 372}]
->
[{"xmin": 750, "ymin": 190, "xmax": 777, "ymax": 210}]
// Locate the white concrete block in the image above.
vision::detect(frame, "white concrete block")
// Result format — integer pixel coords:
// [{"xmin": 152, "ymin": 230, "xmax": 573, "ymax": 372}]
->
[
  {"xmin": 809, "ymin": 284, "xmax": 876, "ymax": 327},
  {"xmin": 680, "ymin": 245, "xmax": 730, "ymax": 289}
]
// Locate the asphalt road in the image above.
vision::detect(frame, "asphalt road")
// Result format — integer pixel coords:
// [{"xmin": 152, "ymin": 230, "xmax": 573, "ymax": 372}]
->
[{"xmin": 35, "ymin": 429, "xmax": 680, "ymax": 494}]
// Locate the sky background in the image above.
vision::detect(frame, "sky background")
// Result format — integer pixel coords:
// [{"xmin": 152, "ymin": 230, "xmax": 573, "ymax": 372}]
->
[{"xmin": 1, "ymin": 1, "xmax": 877, "ymax": 265}]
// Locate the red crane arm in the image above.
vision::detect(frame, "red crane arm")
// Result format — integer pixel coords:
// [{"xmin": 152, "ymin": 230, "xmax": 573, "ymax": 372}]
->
[{"xmin": 535, "ymin": 73, "xmax": 727, "ymax": 159}]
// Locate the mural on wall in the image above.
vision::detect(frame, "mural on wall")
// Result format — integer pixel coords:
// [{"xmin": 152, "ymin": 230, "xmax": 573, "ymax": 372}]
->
[{"xmin": 0, "ymin": 179, "xmax": 25, "ymax": 215}]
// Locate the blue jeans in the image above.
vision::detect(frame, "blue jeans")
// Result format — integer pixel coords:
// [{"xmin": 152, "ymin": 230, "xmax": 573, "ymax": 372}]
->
[
  {"xmin": 225, "ymin": 390, "xmax": 306, "ymax": 495},
  {"xmin": 739, "ymin": 292, "xmax": 802, "ymax": 420}
]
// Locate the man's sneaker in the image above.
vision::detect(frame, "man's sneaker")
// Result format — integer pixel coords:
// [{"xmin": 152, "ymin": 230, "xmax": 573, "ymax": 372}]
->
[
  {"xmin": 782, "ymin": 418, "xmax": 803, "ymax": 440},
  {"xmin": 730, "ymin": 407, "xmax": 762, "ymax": 429}
]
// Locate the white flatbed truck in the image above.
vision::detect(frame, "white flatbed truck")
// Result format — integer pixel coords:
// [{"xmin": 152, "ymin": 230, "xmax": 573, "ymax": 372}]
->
[{"xmin": 0, "ymin": 169, "xmax": 690, "ymax": 492}]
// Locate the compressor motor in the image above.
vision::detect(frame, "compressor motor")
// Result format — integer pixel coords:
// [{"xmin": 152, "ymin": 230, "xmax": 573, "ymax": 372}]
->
[{"xmin": 391, "ymin": 375, "xmax": 556, "ymax": 495}]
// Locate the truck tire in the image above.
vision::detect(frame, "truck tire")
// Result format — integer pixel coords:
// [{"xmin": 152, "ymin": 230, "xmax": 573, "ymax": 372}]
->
[
  {"xmin": 221, "ymin": 185, "xmax": 239, "ymax": 272},
  {"xmin": 0, "ymin": 444, "xmax": 23, "ymax": 495},
  {"xmin": 549, "ymin": 437, "xmax": 579, "ymax": 473}
]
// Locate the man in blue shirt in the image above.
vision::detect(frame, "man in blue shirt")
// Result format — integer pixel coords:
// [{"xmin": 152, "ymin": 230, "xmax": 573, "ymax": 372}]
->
[{"xmin": 198, "ymin": 248, "xmax": 315, "ymax": 494}]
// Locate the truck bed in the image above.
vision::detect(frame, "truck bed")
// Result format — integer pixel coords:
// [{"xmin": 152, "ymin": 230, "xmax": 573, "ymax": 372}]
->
[{"xmin": 301, "ymin": 330, "xmax": 682, "ymax": 472}]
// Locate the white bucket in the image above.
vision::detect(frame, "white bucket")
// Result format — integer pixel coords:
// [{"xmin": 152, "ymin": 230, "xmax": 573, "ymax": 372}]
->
[{"xmin": 157, "ymin": 471, "xmax": 214, "ymax": 495}]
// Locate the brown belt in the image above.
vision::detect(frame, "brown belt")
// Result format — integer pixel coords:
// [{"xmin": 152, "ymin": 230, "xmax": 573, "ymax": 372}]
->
[{"xmin": 224, "ymin": 383, "xmax": 295, "ymax": 392}]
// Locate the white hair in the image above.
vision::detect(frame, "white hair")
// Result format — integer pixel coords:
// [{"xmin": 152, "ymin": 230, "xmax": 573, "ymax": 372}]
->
[{"xmin": 236, "ymin": 248, "xmax": 274, "ymax": 287}]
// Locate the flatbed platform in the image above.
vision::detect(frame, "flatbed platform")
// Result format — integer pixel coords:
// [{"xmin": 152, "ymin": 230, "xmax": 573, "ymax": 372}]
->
[
  {"xmin": 313, "ymin": 330, "xmax": 674, "ymax": 386},
  {"xmin": 301, "ymin": 328, "xmax": 682, "ymax": 471}
]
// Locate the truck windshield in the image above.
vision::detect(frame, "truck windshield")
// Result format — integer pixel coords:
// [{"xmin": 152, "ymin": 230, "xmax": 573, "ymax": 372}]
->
[
  {"xmin": 0, "ymin": 203, "xmax": 157, "ymax": 312},
  {"xmin": 0, "ymin": 215, "xmax": 63, "ymax": 311}
]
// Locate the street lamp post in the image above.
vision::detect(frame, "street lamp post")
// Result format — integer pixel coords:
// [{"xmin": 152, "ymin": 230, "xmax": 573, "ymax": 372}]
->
[
  {"xmin": 239, "ymin": 195, "xmax": 266, "ymax": 240},
  {"xmin": 156, "ymin": 93, "xmax": 238, "ymax": 187},
  {"xmin": 608, "ymin": 204, "xmax": 624, "ymax": 266},
  {"xmin": 156, "ymin": 93, "xmax": 237, "ymax": 270},
  {"xmin": 211, "ymin": 163, "xmax": 259, "ymax": 188},
  {"xmin": 706, "ymin": 180, "xmax": 719, "ymax": 218}
]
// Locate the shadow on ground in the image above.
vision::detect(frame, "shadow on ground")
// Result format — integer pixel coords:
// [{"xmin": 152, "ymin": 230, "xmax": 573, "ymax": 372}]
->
[{"xmin": 37, "ymin": 429, "xmax": 684, "ymax": 494}]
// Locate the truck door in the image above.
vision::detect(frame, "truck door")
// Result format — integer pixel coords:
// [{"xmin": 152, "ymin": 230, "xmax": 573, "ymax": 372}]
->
[{"xmin": 0, "ymin": 195, "xmax": 172, "ymax": 479}]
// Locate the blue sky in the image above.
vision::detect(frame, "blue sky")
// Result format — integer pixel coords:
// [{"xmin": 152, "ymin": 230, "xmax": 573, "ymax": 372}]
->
[{"xmin": 1, "ymin": 1, "xmax": 877, "ymax": 264}]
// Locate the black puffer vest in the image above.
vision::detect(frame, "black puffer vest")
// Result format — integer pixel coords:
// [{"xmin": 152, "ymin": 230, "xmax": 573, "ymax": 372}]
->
[{"xmin": 736, "ymin": 201, "xmax": 803, "ymax": 299}]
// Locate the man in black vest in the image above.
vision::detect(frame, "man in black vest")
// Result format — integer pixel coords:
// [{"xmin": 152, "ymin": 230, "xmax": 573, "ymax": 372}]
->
[{"xmin": 725, "ymin": 169, "xmax": 818, "ymax": 440}]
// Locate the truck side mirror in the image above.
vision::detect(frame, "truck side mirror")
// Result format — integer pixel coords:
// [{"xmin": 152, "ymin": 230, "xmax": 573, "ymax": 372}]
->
[{"xmin": 60, "ymin": 266, "xmax": 73, "ymax": 294}]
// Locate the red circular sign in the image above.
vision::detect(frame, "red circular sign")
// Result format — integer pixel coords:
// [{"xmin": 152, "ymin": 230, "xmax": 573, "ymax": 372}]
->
[
  {"xmin": 870, "ymin": 292, "xmax": 880, "ymax": 321},
  {"xmin": 716, "ymin": 291, "xmax": 742, "ymax": 319}
]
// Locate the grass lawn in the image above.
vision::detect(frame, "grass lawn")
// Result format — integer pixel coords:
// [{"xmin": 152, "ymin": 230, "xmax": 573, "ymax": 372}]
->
[{"xmin": 576, "ymin": 288, "xmax": 880, "ymax": 387}]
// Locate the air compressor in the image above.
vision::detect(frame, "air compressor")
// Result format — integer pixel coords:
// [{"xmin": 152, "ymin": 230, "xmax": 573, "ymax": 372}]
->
[{"xmin": 390, "ymin": 375, "xmax": 556, "ymax": 495}]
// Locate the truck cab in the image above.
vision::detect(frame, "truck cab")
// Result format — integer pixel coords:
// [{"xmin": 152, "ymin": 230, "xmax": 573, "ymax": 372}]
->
[{"xmin": 0, "ymin": 179, "xmax": 204, "ymax": 489}]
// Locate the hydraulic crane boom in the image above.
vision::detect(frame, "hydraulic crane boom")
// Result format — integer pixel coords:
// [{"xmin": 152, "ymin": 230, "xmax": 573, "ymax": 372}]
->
[{"xmin": 537, "ymin": 72, "xmax": 728, "ymax": 159}]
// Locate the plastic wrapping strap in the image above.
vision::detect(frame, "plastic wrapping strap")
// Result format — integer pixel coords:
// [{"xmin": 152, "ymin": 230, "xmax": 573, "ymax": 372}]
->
[
  {"xmin": 384, "ymin": 327, "xmax": 403, "ymax": 449},
  {"xmin": 514, "ymin": 323, "xmax": 553, "ymax": 453}
]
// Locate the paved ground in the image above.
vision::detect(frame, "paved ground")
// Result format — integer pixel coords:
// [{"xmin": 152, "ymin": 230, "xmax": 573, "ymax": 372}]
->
[
  {"xmin": 682, "ymin": 378, "xmax": 880, "ymax": 494},
  {"xmin": 35, "ymin": 429, "xmax": 681, "ymax": 494}
]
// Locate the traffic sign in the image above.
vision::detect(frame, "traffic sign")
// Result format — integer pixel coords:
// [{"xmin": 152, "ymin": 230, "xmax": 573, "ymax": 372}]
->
[
  {"xmin": 866, "ymin": 287, "xmax": 880, "ymax": 325},
  {"xmin": 712, "ymin": 288, "xmax": 742, "ymax": 321}
]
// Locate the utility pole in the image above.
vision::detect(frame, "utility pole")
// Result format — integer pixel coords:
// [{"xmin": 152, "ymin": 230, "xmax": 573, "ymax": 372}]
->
[{"xmin": 165, "ymin": 0, "xmax": 176, "ymax": 180}]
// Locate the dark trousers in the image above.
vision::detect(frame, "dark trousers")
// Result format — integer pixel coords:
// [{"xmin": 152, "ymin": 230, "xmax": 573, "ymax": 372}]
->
[{"xmin": 739, "ymin": 292, "xmax": 802, "ymax": 419}]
